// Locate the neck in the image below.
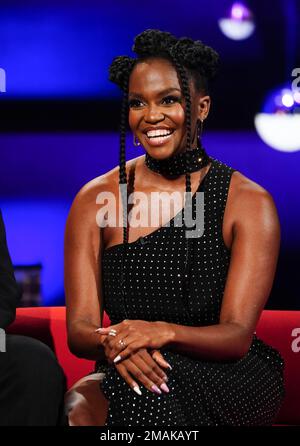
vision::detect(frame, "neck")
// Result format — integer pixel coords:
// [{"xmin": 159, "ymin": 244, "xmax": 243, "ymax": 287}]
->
[{"xmin": 144, "ymin": 145, "xmax": 210, "ymax": 178}]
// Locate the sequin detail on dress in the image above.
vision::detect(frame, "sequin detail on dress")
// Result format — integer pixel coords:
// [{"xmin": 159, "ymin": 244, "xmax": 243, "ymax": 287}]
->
[{"xmin": 96, "ymin": 157, "xmax": 285, "ymax": 426}]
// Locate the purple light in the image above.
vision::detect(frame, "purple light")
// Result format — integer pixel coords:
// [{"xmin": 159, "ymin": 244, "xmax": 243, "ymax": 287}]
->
[
  {"xmin": 230, "ymin": 3, "xmax": 251, "ymax": 21},
  {"xmin": 293, "ymin": 90, "xmax": 300, "ymax": 104},
  {"xmin": 281, "ymin": 92, "xmax": 294, "ymax": 108},
  {"xmin": 263, "ymin": 87, "xmax": 298, "ymax": 114},
  {"xmin": 274, "ymin": 95, "xmax": 283, "ymax": 107}
]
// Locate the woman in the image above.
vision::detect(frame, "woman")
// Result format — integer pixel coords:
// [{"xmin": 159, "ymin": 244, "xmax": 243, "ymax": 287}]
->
[{"xmin": 64, "ymin": 29, "xmax": 285, "ymax": 426}]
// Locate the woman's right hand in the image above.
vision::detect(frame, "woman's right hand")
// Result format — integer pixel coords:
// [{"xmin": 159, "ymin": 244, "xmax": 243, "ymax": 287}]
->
[
  {"xmin": 99, "ymin": 332, "xmax": 172, "ymax": 396},
  {"xmin": 98, "ymin": 331, "xmax": 172, "ymax": 395},
  {"xmin": 112, "ymin": 348, "xmax": 171, "ymax": 396}
]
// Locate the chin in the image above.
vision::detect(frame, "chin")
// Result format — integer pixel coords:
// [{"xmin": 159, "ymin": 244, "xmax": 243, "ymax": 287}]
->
[{"xmin": 145, "ymin": 144, "xmax": 181, "ymax": 160}]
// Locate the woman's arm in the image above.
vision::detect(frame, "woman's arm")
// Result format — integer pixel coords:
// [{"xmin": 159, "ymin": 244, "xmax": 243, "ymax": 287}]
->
[
  {"xmin": 64, "ymin": 180, "xmax": 107, "ymax": 360},
  {"xmin": 64, "ymin": 176, "xmax": 171, "ymax": 395},
  {"xmin": 103, "ymin": 182, "xmax": 281, "ymax": 363}
]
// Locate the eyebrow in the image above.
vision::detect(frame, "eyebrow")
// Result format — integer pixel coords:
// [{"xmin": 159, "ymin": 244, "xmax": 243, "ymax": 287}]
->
[{"xmin": 128, "ymin": 87, "xmax": 181, "ymax": 98}]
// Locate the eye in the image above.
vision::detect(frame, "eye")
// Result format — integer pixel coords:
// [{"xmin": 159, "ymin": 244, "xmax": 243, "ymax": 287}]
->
[
  {"xmin": 162, "ymin": 95, "xmax": 181, "ymax": 104},
  {"xmin": 128, "ymin": 99, "xmax": 142, "ymax": 108},
  {"xmin": 128, "ymin": 95, "xmax": 182, "ymax": 108}
]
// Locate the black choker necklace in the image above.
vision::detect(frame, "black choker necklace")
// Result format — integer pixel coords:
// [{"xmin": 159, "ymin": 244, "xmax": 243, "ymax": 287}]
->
[{"xmin": 145, "ymin": 145, "xmax": 210, "ymax": 177}]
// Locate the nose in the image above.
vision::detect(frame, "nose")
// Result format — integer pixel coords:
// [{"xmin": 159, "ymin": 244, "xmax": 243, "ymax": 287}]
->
[{"xmin": 144, "ymin": 103, "xmax": 165, "ymax": 123}]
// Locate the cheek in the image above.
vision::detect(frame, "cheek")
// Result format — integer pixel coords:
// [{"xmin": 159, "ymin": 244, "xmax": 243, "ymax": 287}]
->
[
  {"xmin": 128, "ymin": 106, "xmax": 185, "ymax": 130},
  {"xmin": 128, "ymin": 110, "xmax": 142, "ymax": 130},
  {"xmin": 170, "ymin": 107, "xmax": 185, "ymax": 127}
]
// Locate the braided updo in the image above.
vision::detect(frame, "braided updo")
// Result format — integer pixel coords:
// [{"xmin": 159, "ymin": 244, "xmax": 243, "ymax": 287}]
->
[
  {"xmin": 108, "ymin": 29, "xmax": 219, "ymax": 317},
  {"xmin": 109, "ymin": 29, "xmax": 219, "ymax": 93}
]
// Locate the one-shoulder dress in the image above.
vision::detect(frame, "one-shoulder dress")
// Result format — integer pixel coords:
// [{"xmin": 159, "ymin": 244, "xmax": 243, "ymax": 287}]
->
[{"xmin": 94, "ymin": 156, "xmax": 285, "ymax": 426}]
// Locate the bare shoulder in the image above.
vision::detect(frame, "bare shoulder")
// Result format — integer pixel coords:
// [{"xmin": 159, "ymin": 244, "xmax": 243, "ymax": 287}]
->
[
  {"xmin": 231, "ymin": 170, "xmax": 277, "ymax": 208},
  {"xmin": 80, "ymin": 155, "xmax": 143, "ymax": 196},
  {"xmin": 229, "ymin": 170, "xmax": 280, "ymax": 234},
  {"xmin": 67, "ymin": 155, "xmax": 143, "ymax": 226}
]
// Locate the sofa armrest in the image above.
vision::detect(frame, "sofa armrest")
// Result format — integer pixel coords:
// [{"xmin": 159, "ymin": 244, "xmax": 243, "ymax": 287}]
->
[{"xmin": 6, "ymin": 306, "xmax": 107, "ymax": 388}]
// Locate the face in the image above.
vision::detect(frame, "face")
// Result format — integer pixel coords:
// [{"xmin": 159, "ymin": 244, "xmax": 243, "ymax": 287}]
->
[{"xmin": 128, "ymin": 57, "xmax": 210, "ymax": 160}]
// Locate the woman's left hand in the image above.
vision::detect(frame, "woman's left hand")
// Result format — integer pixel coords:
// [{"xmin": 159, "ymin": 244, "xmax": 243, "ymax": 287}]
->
[{"xmin": 95, "ymin": 319, "xmax": 174, "ymax": 364}]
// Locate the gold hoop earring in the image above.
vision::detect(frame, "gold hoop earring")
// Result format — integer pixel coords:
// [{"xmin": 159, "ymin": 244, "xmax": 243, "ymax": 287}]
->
[{"xmin": 133, "ymin": 134, "xmax": 141, "ymax": 146}]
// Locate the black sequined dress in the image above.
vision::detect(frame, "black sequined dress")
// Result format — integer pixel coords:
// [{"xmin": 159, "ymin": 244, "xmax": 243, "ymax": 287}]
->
[{"xmin": 95, "ymin": 156, "xmax": 285, "ymax": 426}]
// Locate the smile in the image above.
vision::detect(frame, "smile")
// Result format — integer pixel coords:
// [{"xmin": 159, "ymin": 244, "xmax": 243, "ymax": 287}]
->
[{"xmin": 144, "ymin": 129, "xmax": 175, "ymax": 147}]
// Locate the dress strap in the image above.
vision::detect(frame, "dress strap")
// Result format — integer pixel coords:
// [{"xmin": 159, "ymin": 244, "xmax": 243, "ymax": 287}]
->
[{"xmin": 204, "ymin": 159, "xmax": 236, "ymax": 243}]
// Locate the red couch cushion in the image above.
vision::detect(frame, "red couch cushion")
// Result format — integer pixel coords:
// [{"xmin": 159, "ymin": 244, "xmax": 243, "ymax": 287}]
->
[
  {"xmin": 7, "ymin": 306, "xmax": 110, "ymax": 388},
  {"xmin": 256, "ymin": 310, "xmax": 300, "ymax": 425}
]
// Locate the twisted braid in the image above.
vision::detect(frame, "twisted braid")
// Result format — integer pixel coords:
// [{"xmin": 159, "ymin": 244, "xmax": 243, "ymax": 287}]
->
[
  {"xmin": 119, "ymin": 75, "xmax": 130, "ymax": 317},
  {"xmin": 168, "ymin": 57, "xmax": 194, "ymax": 304},
  {"xmin": 119, "ymin": 77, "xmax": 129, "ymax": 245}
]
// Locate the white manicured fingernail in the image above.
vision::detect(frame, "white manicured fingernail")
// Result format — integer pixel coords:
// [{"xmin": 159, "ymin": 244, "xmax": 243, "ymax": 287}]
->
[
  {"xmin": 133, "ymin": 386, "xmax": 142, "ymax": 396},
  {"xmin": 113, "ymin": 355, "xmax": 122, "ymax": 363}
]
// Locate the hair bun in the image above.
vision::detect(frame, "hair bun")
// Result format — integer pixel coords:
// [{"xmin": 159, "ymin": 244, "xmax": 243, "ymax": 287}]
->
[
  {"xmin": 109, "ymin": 55, "xmax": 135, "ymax": 88},
  {"xmin": 133, "ymin": 29, "xmax": 177, "ymax": 58},
  {"xmin": 170, "ymin": 37, "xmax": 220, "ymax": 81},
  {"xmin": 108, "ymin": 29, "xmax": 220, "ymax": 90}
]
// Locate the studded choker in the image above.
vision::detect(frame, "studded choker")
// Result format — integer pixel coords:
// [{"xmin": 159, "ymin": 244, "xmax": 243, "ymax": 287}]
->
[{"xmin": 144, "ymin": 145, "xmax": 210, "ymax": 177}]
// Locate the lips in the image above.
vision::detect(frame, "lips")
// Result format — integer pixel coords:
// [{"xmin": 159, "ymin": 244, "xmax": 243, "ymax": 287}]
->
[
  {"xmin": 146, "ymin": 129, "xmax": 173, "ymax": 138},
  {"xmin": 144, "ymin": 129, "xmax": 175, "ymax": 147},
  {"xmin": 143, "ymin": 126, "xmax": 175, "ymax": 135}
]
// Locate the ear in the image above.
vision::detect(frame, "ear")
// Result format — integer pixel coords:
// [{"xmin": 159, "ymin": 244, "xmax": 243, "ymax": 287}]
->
[{"xmin": 197, "ymin": 95, "xmax": 211, "ymax": 121}]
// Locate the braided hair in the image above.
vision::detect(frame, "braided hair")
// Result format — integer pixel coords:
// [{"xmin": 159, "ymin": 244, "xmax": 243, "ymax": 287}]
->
[{"xmin": 108, "ymin": 29, "xmax": 219, "ymax": 318}]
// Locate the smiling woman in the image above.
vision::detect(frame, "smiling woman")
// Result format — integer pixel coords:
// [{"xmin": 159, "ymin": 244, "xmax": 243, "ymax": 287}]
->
[
  {"xmin": 127, "ymin": 56, "xmax": 211, "ymax": 158},
  {"xmin": 64, "ymin": 28, "xmax": 285, "ymax": 426},
  {"xmin": 128, "ymin": 86, "xmax": 183, "ymax": 147}
]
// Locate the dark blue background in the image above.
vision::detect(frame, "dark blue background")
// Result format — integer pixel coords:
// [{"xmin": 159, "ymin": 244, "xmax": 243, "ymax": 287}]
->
[{"xmin": 0, "ymin": 0, "xmax": 299, "ymax": 308}]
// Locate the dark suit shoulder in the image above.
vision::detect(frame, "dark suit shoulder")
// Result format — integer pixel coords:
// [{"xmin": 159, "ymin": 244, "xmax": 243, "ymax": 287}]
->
[{"xmin": 0, "ymin": 210, "xmax": 20, "ymax": 329}]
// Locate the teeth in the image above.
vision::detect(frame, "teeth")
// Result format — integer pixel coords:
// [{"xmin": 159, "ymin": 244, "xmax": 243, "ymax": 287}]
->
[{"xmin": 146, "ymin": 129, "xmax": 173, "ymax": 138}]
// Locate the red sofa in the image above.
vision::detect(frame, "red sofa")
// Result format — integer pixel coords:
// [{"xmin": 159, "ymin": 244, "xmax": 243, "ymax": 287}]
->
[{"xmin": 7, "ymin": 307, "xmax": 300, "ymax": 425}]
